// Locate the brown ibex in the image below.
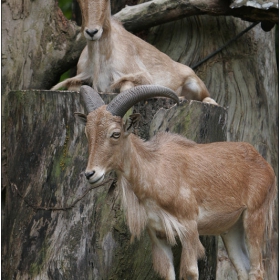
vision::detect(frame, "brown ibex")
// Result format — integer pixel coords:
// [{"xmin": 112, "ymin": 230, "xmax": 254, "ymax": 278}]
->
[
  {"xmin": 52, "ymin": 0, "xmax": 217, "ymax": 104},
  {"xmin": 74, "ymin": 85, "xmax": 276, "ymax": 280}
]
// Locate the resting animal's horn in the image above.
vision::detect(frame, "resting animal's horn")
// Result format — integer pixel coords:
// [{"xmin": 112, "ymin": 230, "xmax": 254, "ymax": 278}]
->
[
  {"xmin": 80, "ymin": 85, "xmax": 105, "ymax": 113},
  {"xmin": 106, "ymin": 85, "xmax": 179, "ymax": 117}
]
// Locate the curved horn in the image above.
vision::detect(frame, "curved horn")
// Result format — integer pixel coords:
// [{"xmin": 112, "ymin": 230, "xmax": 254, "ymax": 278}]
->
[
  {"xmin": 80, "ymin": 85, "xmax": 105, "ymax": 113},
  {"xmin": 106, "ymin": 85, "xmax": 179, "ymax": 117}
]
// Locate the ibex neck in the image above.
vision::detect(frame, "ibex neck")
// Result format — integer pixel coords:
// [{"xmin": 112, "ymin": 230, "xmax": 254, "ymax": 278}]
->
[
  {"xmin": 119, "ymin": 134, "xmax": 158, "ymax": 195},
  {"xmin": 86, "ymin": 19, "xmax": 113, "ymax": 90}
]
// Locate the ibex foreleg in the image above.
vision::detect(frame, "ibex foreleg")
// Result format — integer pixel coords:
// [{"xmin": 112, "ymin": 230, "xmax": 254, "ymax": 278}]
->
[
  {"xmin": 147, "ymin": 227, "xmax": 176, "ymax": 280},
  {"xmin": 179, "ymin": 221, "xmax": 204, "ymax": 280}
]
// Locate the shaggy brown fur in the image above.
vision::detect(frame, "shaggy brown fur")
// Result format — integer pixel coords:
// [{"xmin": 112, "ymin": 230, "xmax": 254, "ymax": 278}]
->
[{"xmin": 75, "ymin": 107, "xmax": 276, "ymax": 280}]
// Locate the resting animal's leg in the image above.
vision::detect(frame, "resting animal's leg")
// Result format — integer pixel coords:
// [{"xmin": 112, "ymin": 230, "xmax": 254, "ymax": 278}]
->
[
  {"xmin": 181, "ymin": 76, "xmax": 218, "ymax": 105},
  {"xmin": 202, "ymin": 97, "xmax": 219, "ymax": 105},
  {"xmin": 51, "ymin": 77, "xmax": 83, "ymax": 91},
  {"xmin": 147, "ymin": 227, "xmax": 175, "ymax": 280},
  {"xmin": 111, "ymin": 72, "xmax": 153, "ymax": 92},
  {"xmin": 119, "ymin": 81, "xmax": 135, "ymax": 92},
  {"xmin": 221, "ymin": 215, "xmax": 250, "ymax": 280}
]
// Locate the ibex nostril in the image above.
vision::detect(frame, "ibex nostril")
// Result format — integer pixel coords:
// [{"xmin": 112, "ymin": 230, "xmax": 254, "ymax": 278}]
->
[
  {"xmin": 85, "ymin": 171, "xmax": 95, "ymax": 180},
  {"xmin": 85, "ymin": 29, "xmax": 98, "ymax": 38}
]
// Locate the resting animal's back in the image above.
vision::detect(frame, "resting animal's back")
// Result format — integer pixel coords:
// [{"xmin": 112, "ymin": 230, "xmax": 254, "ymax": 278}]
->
[{"xmin": 110, "ymin": 19, "xmax": 202, "ymax": 93}]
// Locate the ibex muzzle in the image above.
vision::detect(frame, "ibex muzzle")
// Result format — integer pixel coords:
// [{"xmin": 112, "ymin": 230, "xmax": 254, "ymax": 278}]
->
[{"xmin": 77, "ymin": 0, "xmax": 109, "ymax": 41}]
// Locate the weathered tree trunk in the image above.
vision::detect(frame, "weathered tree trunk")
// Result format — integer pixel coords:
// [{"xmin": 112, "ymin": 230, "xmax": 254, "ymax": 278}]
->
[
  {"xmin": 1, "ymin": 0, "xmax": 85, "ymax": 97},
  {"xmin": 2, "ymin": 91, "xmax": 226, "ymax": 279},
  {"xmin": 145, "ymin": 15, "xmax": 278, "ymax": 279}
]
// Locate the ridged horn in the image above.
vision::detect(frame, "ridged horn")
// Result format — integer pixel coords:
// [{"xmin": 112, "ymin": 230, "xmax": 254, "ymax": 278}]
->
[
  {"xmin": 80, "ymin": 85, "xmax": 105, "ymax": 113},
  {"xmin": 106, "ymin": 85, "xmax": 179, "ymax": 117}
]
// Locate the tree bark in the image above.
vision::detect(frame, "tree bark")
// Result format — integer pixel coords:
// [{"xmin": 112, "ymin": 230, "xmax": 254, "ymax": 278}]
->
[
  {"xmin": 1, "ymin": 0, "xmax": 85, "ymax": 95},
  {"xmin": 2, "ymin": 91, "xmax": 226, "ymax": 279}
]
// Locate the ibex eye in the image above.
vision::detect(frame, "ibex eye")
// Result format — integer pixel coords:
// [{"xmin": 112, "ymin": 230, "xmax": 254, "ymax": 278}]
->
[{"xmin": 111, "ymin": 132, "xmax": 121, "ymax": 139}]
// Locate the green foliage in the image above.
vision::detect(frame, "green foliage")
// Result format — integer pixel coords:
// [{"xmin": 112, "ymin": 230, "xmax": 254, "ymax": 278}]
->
[
  {"xmin": 58, "ymin": 1, "xmax": 74, "ymax": 81},
  {"xmin": 58, "ymin": 0, "xmax": 72, "ymax": 20},
  {"xmin": 59, "ymin": 69, "xmax": 71, "ymax": 83}
]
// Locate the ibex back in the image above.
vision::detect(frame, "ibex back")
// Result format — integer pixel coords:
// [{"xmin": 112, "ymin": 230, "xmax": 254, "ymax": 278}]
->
[
  {"xmin": 75, "ymin": 85, "xmax": 276, "ymax": 280},
  {"xmin": 52, "ymin": 0, "xmax": 217, "ymax": 104}
]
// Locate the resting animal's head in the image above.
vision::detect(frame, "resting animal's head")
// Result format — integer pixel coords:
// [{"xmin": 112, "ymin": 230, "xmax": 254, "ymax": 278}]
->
[
  {"xmin": 75, "ymin": 85, "xmax": 179, "ymax": 184},
  {"xmin": 77, "ymin": 0, "xmax": 111, "ymax": 41}
]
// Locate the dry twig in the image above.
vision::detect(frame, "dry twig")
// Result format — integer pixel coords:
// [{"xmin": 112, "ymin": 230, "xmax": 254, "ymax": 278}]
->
[{"xmin": 11, "ymin": 177, "xmax": 116, "ymax": 211}]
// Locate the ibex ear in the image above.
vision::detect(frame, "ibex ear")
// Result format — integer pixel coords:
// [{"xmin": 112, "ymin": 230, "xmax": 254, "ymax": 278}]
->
[
  {"xmin": 74, "ymin": 112, "xmax": 87, "ymax": 125},
  {"xmin": 124, "ymin": 113, "xmax": 141, "ymax": 135}
]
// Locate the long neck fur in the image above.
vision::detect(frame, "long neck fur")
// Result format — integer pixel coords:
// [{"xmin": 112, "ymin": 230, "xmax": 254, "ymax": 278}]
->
[
  {"xmin": 117, "ymin": 134, "xmax": 156, "ymax": 239},
  {"xmin": 121, "ymin": 134, "xmax": 157, "ymax": 187},
  {"xmin": 117, "ymin": 133, "xmax": 188, "ymax": 245}
]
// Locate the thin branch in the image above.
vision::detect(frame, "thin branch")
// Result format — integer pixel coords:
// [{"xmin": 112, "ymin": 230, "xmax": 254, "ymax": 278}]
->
[
  {"xmin": 11, "ymin": 177, "xmax": 116, "ymax": 211},
  {"xmin": 191, "ymin": 22, "xmax": 259, "ymax": 69}
]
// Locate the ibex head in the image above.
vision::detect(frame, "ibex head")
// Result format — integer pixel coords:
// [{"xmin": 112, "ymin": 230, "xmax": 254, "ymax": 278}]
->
[
  {"xmin": 77, "ymin": 0, "xmax": 111, "ymax": 41},
  {"xmin": 75, "ymin": 85, "xmax": 179, "ymax": 184}
]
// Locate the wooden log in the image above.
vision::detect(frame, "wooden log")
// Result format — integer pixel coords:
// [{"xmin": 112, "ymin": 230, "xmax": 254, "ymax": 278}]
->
[
  {"xmin": 230, "ymin": 0, "xmax": 278, "ymax": 9},
  {"xmin": 114, "ymin": 0, "xmax": 278, "ymax": 33},
  {"xmin": 2, "ymin": 90, "xmax": 226, "ymax": 279}
]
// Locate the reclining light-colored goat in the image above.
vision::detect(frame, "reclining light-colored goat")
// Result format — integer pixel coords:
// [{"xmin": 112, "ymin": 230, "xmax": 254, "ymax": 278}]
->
[
  {"xmin": 52, "ymin": 0, "xmax": 216, "ymax": 104},
  {"xmin": 75, "ymin": 85, "xmax": 276, "ymax": 280}
]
